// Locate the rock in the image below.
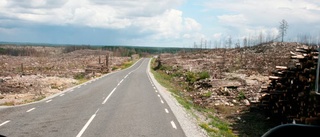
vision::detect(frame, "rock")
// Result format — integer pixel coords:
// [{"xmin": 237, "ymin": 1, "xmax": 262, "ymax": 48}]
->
[{"xmin": 242, "ymin": 99, "xmax": 250, "ymax": 106}]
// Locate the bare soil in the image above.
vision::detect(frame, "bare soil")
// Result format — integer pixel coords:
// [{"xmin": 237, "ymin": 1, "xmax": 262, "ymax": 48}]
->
[
  {"xmin": 0, "ymin": 45, "xmax": 131, "ymax": 105},
  {"xmin": 156, "ymin": 42, "xmax": 304, "ymax": 136}
]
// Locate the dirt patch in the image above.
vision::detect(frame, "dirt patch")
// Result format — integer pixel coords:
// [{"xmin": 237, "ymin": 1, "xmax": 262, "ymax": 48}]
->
[
  {"xmin": 155, "ymin": 42, "xmax": 303, "ymax": 136},
  {"xmin": 0, "ymin": 45, "xmax": 132, "ymax": 106}
]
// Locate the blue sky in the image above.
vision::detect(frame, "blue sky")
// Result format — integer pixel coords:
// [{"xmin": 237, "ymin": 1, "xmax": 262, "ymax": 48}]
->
[{"xmin": 0, "ymin": 0, "xmax": 319, "ymax": 47}]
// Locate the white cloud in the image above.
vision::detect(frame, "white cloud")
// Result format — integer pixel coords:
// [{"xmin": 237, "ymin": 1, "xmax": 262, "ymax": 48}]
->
[
  {"xmin": 205, "ymin": 0, "xmax": 320, "ymax": 40},
  {"xmin": 0, "ymin": 0, "xmax": 202, "ymax": 42},
  {"xmin": 217, "ymin": 14, "xmax": 247, "ymax": 27}
]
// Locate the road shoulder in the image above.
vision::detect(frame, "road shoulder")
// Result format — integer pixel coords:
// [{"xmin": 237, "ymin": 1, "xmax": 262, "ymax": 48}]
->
[{"xmin": 147, "ymin": 59, "xmax": 208, "ymax": 137}]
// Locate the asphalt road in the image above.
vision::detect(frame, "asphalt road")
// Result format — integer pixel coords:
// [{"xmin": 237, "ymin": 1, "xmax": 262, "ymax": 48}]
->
[{"xmin": 0, "ymin": 58, "xmax": 186, "ymax": 137}]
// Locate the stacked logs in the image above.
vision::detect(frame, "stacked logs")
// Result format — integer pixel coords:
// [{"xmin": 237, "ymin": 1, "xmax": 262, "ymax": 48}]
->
[{"xmin": 259, "ymin": 45, "xmax": 320, "ymax": 125}]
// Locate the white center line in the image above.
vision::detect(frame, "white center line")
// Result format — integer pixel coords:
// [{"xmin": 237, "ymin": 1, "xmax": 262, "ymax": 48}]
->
[
  {"xmin": 26, "ymin": 108, "xmax": 35, "ymax": 112},
  {"xmin": 102, "ymin": 87, "xmax": 117, "ymax": 104},
  {"xmin": 0, "ymin": 120, "xmax": 10, "ymax": 127},
  {"xmin": 60, "ymin": 94, "xmax": 65, "ymax": 97},
  {"xmin": 165, "ymin": 109, "xmax": 169, "ymax": 113},
  {"xmin": 46, "ymin": 99, "xmax": 52, "ymax": 103},
  {"xmin": 171, "ymin": 121, "xmax": 177, "ymax": 129},
  {"xmin": 76, "ymin": 114, "xmax": 97, "ymax": 137}
]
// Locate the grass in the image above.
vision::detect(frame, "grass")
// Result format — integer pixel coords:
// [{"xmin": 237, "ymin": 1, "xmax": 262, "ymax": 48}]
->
[
  {"xmin": 73, "ymin": 72, "xmax": 89, "ymax": 84},
  {"xmin": 150, "ymin": 58, "xmax": 236, "ymax": 137},
  {"xmin": 1, "ymin": 101, "xmax": 15, "ymax": 106},
  {"xmin": 120, "ymin": 60, "xmax": 134, "ymax": 69}
]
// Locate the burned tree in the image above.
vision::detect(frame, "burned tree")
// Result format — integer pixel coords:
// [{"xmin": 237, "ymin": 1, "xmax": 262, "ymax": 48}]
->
[{"xmin": 279, "ymin": 19, "xmax": 289, "ymax": 42}]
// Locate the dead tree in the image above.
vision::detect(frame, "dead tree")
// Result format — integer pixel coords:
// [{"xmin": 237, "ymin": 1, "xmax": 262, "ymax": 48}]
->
[{"xmin": 279, "ymin": 19, "xmax": 289, "ymax": 42}]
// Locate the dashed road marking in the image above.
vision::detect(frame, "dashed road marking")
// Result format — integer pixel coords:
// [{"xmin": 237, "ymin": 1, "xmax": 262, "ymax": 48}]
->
[
  {"xmin": 102, "ymin": 87, "xmax": 117, "ymax": 104},
  {"xmin": 171, "ymin": 121, "xmax": 177, "ymax": 129},
  {"xmin": 155, "ymin": 90, "xmax": 158, "ymax": 93},
  {"xmin": 60, "ymin": 94, "xmax": 65, "ymax": 97},
  {"xmin": 76, "ymin": 109, "xmax": 99, "ymax": 137},
  {"xmin": 46, "ymin": 99, "xmax": 52, "ymax": 103},
  {"xmin": 161, "ymin": 100, "xmax": 164, "ymax": 104},
  {"xmin": 68, "ymin": 89, "xmax": 74, "ymax": 93},
  {"xmin": 0, "ymin": 120, "xmax": 10, "ymax": 127},
  {"xmin": 26, "ymin": 108, "xmax": 35, "ymax": 113},
  {"xmin": 165, "ymin": 109, "xmax": 169, "ymax": 113}
]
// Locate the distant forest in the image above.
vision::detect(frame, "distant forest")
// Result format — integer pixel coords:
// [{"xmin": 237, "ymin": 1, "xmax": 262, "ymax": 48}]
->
[{"xmin": 0, "ymin": 42, "xmax": 194, "ymax": 57}]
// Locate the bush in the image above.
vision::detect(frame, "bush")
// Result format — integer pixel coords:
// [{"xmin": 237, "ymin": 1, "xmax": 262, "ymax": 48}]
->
[
  {"xmin": 186, "ymin": 72, "xmax": 197, "ymax": 83},
  {"xmin": 237, "ymin": 91, "xmax": 246, "ymax": 101},
  {"xmin": 74, "ymin": 73, "xmax": 85, "ymax": 80},
  {"xmin": 199, "ymin": 71, "xmax": 210, "ymax": 80}
]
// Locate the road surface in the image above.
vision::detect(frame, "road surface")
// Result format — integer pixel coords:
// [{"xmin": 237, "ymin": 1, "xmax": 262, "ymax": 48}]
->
[{"xmin": 0, "ymin": 58, "xmax": 186, "ymax": 137}]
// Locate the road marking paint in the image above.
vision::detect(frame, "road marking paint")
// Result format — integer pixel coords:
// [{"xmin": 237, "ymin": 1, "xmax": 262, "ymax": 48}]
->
[
  {"xmin": 157, "ymin": 94, "xmax": 160, "ymax": 97},
  {"xmin": 77, "ymin": 86, "xmax": 81, "ymax": 88},
  {"xmin": 160, "ymin": 100, "xmax": 164, "ymax": 104},
  {"xmin": 26, "ymin": 108, "xmax": 35, "ymax": 112},
  {"xmin": 46, "ymin": 99, "xmax": 52, "ymax": 103},
  {"xmin": 155, "ymin": 90, "xmax": 158, "ymax": 93},
  {"xmin": 76, "ymin": 114, "xmax": 97, "ymax": 137},
  {"xmin": 102, "ymin": 87, "xmax": 117, "ymax": 104},
  {"xmin": 153, "ymin": 87, "xmax": 156, "ymax": 90},
  {"xmin": 95, "ymin": 109, "xmax": 100, "ymax": 114},
  {"xmin": 60, "ymin": 94, "xmax": 65, "ymax": 97},
  {"xmin": 171, "ymin": 121, "xmax": 177, "ymax": 129},
  {"xmin": 165, "ymin": 109, "xmax": 169, "ymax": 113},
  {"xmin": 0, "ymin": 120, "xmax": 10, "ymax": 127}
]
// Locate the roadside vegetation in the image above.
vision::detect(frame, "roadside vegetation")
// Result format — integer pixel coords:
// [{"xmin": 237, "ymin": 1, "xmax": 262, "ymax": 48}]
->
[{"xmin": 150, "ymin": 58, "xmax": 236, "ymax": 137}]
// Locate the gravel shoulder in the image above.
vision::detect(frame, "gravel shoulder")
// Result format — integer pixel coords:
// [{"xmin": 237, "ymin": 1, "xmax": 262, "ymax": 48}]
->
[{"xmin": 147, "ymin": 59, "xmax": 208, "ymax": 137}]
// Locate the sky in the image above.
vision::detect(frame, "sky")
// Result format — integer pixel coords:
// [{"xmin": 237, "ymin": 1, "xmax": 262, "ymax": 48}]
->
[{"xmin": 0, "ymin": 0, "xmax": 319, "ymax": 47}]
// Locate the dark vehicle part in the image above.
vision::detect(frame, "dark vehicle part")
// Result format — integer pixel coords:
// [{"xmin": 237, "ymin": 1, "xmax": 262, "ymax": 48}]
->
[{"xmin": 261, "ymin": 124, "xmax": 320, "ymax": 137}]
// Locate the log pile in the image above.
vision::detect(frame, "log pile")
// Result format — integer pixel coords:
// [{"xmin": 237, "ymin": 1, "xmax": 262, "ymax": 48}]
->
[{"xmin": 259, "ymin": 45, "xmax": 320, "ymax": 125}]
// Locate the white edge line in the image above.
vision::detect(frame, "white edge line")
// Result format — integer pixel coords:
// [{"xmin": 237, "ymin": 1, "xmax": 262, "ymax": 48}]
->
[
  {"xmin": 60, "ymin": 94, "xmax": 65, "ymax": 97},
  {"xmin": 0, "ymin": 120, "xmax": 10, "ymax": 127},
  {"xmin": 26, "ymin": 108, "xmax": 35, "ymax": 112},
  {"xmin": 76, "ymin": 114, "xmax": 97, "ymax": 137},
  {"xmin": 171, "ymin": 121, "xmax": 177, "ymax": 129}
]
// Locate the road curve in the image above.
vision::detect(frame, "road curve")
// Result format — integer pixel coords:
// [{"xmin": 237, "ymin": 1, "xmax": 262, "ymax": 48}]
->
[{"xmin": 0, "ymin": 58, "xmax": 186, "ymax": 137}]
